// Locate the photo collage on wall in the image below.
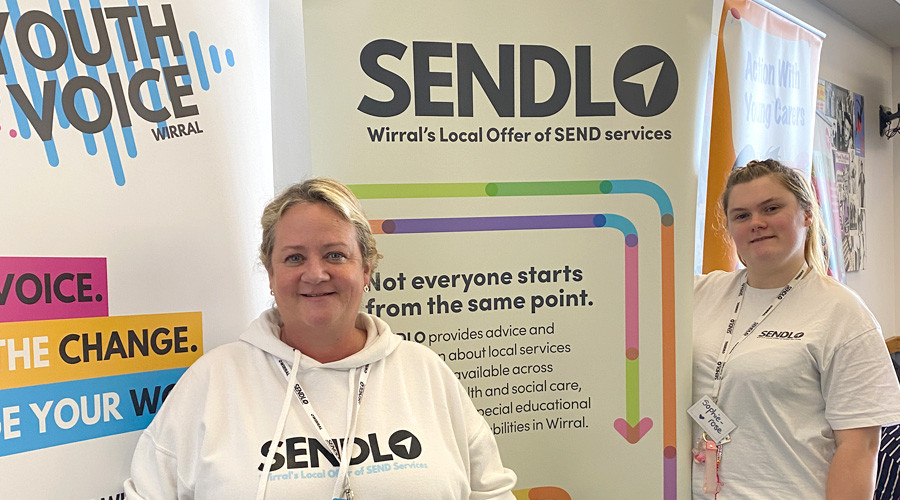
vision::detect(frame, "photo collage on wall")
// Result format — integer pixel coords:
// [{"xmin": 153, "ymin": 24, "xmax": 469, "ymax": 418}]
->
[{"xmin": 818, "ymin": 80, "xmax": 866, "ymax": 272}]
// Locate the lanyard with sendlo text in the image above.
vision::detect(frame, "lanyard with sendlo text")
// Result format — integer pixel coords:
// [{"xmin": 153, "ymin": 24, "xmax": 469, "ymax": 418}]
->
[
  {"xmin": 277, "ymin": 359, "xmax": 370, "ymax": 500},
  {"xmin": 710, "ymin": 264, "xmax": 808, "ymax": 402}
]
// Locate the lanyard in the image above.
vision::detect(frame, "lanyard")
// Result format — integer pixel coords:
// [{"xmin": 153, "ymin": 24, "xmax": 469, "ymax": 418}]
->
[
  {"xmin": 710, "ymin": 264, "xmax": 808, "ymax": 401},
  {"xmin": 277, "ymin": 358, "xmax": 370, "ymax": 499}
]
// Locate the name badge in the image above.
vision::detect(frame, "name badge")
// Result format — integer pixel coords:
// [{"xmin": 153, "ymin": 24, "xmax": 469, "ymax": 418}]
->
[{"xmin": 687, "ymin": 395, "xmax": 737, "ymax": 444}]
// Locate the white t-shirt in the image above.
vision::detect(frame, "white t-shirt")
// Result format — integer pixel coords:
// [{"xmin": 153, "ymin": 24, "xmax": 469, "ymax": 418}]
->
[{"xmin": 692, "ymin": 269, "xmax": 900, "ymax": 499}]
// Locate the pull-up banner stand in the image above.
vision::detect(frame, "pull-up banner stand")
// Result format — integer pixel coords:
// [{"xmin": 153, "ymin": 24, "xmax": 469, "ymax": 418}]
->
[
  {"xmin": 702, "ymin": 0, "xmax": 823, "ymax": 272},
  {"xmin": 0, "ymin": 1, "xmax": 272, "ymax": 498},
  {"xmin": 299, "ymin": 1, "xmax": 717, "ymax": 497}
]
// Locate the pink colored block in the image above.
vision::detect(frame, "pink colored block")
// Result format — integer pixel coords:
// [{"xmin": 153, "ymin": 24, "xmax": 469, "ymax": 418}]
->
[{"xmin": 0, "ymin": 257, "xmax": 109, "ymax": 322}]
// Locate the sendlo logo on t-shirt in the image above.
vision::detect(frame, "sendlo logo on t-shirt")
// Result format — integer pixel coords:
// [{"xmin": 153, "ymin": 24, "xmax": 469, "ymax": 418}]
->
[
  {"xmin": 258, "ymin": 429, "xmax": 428, "ymax": 478},
  {"xmin": 757, "ymin": 330, "xmax": 805, "ymax": 340}
]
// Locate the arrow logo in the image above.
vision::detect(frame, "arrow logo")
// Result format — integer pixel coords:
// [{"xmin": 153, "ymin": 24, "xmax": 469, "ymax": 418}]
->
[
  {"xmin": 622, "ymin": 62, "xmax": 664, "ymax": 108},
  {"xmin": 394, "ymin": 436, "xmax": 413, "ymax": 455},
  {"xmin": 613, "ymin": 45, "xmax": 679, "ymax": 117},
  {"xmin": 388, "ymin": 429, "xmax": 421, "ymax": 459}
]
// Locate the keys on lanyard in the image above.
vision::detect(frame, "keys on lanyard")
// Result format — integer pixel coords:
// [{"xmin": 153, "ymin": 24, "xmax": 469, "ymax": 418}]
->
[
  {"xmin": 341, "ymin": 480, "xmax": 354, "ymax": 500},
  {"xmin": 693, "ymin": 433, "xmax": 728, "ymax": 494},
  {"xmin": 333, "ymin": 480, "xmax": 353, "ymax": 500},
  {"xmin": 333, "ymin": 489, "xmax": 354, "ymax": 500}
]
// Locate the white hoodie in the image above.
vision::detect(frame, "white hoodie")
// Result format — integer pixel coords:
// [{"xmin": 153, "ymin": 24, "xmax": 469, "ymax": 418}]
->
[{"xmin": 125, "ymin": 309, "xmax": 516, "ymax": 499}]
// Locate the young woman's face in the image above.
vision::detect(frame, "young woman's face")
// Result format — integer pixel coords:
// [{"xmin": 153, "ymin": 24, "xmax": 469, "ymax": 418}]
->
[{"xmin": 726, "ymin": 175, "xmax": 811, "ymax": 275}]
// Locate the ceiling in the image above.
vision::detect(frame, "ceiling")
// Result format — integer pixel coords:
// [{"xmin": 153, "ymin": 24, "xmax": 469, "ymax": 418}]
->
[{"xmin": 815, "ymin": 0, "xmax": 900, "ymax": 48}]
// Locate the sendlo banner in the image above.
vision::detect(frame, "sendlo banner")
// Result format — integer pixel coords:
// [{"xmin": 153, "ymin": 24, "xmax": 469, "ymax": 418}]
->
[
  {"xmin": 1, "ymin": 1, "xmax": 271, "ymax": 499},
  {"xmin": 300, "ymin": 1, "xmax": 717, "ymax": 498}
]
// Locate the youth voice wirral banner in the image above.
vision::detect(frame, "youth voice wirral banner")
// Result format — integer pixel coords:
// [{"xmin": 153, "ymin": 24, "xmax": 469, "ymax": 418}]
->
[
  {"xmin": 0, "ymin": 1, "xmax": 272, "ymax": 498},
  {"xmin": 298, "ymin": 1, "xmax": 717, "ymax": 498},
  {"xmin": 702, "ymin": 0, "xmax": 823, "ymax": 272}
]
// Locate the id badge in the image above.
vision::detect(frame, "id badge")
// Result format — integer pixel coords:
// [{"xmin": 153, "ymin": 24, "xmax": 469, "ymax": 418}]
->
[{"xmin": 687, "ymin": 395, "xmax": 737, "ymax": 444}]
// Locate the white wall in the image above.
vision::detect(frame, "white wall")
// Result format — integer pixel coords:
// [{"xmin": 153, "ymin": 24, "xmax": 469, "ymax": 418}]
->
[
  {"xmin": 894, "ymin": 48, "xmax": 900, "ymax": 341},
  {"xmin": 769, "ymin": 0, "xmax": 897, "ymax": 337},
  {"xmin": 270, "ymin": 0, "xmax": 313, "ymax": 190}
]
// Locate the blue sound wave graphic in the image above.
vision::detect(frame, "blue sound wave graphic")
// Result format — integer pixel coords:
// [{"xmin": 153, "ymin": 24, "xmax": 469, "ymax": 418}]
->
[
  {"xmin": 1, "ymin": 0, "xmax": 237, "ymax": 185},
  {"xmin": 50, "ymin": 0, "xmax": 98, "ymax": 155}
]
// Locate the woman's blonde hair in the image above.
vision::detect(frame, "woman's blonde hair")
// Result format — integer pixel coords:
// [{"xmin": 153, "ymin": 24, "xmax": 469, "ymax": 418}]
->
[{"xmin": 259, "ymin": 178, "xmax": 381, "ymax": 273}]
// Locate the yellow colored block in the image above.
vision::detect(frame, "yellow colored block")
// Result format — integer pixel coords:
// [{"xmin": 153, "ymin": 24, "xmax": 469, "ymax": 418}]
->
[{"xmin": 0, "ymin": 312, "xmax": 203, "ymax": 390}]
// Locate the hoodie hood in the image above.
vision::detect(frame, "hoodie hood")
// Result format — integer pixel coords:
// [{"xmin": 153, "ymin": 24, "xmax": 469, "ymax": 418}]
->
[
  {"xmin": 249, "ymin": 308, "xmax": 402, "ymax": 500},
  {"xmin": 239, "ymin": 308, "xmax": 402, "ymax": 370}
]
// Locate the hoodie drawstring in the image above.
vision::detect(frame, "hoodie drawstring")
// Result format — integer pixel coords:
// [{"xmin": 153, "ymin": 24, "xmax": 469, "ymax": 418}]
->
[
  {"xmin": 255, "ymin": 349, "xmax": 302, "ymax": 500},
  {"xmin": 334, "ymin": 368, "xmax": 362, "ymax": 499}
]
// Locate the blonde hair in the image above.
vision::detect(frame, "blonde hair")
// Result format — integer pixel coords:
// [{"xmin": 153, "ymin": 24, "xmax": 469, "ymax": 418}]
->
[
  {"xmin": 259, "ymin": 178, "xmax": 381, "ymax": 273},
  {"xmin": 720, "ymin": 159, "xmax": 828, "ymax": 276}
]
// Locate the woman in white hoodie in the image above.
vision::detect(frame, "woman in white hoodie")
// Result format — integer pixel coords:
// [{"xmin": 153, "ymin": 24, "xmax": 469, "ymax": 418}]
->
[{"xmin": 125, "ymin": 178, "xmax": 517, "ymax": 500}]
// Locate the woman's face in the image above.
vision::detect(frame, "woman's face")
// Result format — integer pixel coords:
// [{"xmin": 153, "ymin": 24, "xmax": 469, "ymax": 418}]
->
[
  {"xmin": 268, "ymin": 202, "xmax": 370, "ymax": 335},
  {"xmin": 726, "ymin": 175, "xmax": 810, "ymax": 276}
]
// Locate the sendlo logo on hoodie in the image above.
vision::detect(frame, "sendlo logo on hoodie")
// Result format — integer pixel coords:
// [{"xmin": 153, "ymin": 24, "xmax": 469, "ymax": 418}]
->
[
  {"xmin": 0, "ymin": 1, "xmax": 238, "ymax": 186},
  {"xmin": 259, "ymin": 429, "xmax": 426, "ymax": 476}
]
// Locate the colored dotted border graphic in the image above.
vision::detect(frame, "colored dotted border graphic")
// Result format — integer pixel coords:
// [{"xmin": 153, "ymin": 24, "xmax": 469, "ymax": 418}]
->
[{"xmin": 349, "ymin": 180, "xmax": 677, "ymax": 499}]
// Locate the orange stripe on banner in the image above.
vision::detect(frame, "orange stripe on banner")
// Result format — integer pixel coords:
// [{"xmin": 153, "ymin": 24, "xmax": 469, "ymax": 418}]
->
[
  {"xmin": 661, "ymin": 224, "xmax": 677, "ymax": 447},
  {"xmin": 370, "ymin": 220, "xmax": 386, "ymax": 234},
  {"xmin": 703, "ymin": 6, "xmax": 739, "ymax": 274},
  {"xmin": 512, "ymin": 487, "xmax": 572, "ymax": 500}
]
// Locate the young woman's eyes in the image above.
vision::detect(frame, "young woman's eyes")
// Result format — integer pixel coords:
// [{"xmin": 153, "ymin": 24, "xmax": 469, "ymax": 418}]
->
[{"xmin": 731, "ymin": 205, "xmax": 781, "ymax": 221}]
